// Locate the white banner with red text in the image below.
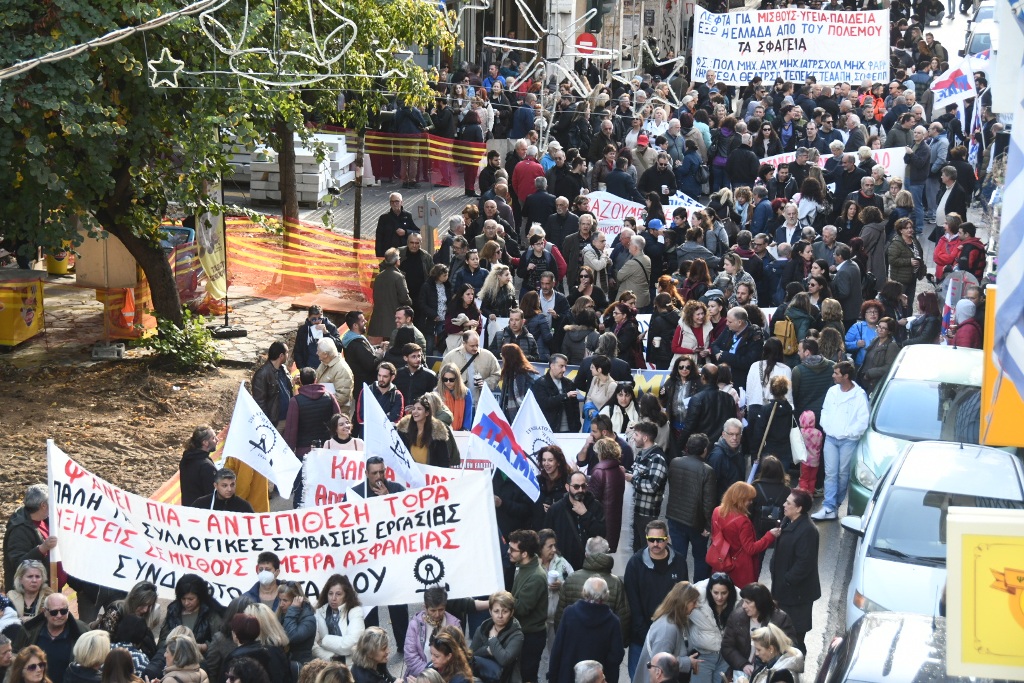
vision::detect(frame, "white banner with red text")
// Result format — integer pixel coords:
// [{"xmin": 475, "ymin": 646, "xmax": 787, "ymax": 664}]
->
[
  {"xmin": 690, "ymin": 7, "xmax": 889, "ymax": 86},
  {"xmin": 47, "ymin": 442, "xmax": 501, "ymax": 606},
  {"xmin": 301, "ymin": 449, "xmax": 465, "ymax": 507},
  {"xmin": 588, "ymin": 191, "xmax": 705, "ymax": 235},
  {"xmin": 758, "ymin": 148, "xmax": 906, "ymax": 182}
]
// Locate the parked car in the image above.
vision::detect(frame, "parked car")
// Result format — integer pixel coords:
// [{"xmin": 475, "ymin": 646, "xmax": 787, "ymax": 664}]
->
[
  {"xmin": 842, "ymin": 441, "xmax": 1024, "ymax": 629},
  {"xmin": 816, "ymin": 613, "xmax": 1013, "ymax": 683},
  {"xmin": 847, "ymin": 345, "xmax": 983, "ymax": 516},
  {"xmin": 968, "ymin": 0, "xmax": 994, "ymax": 28},
  {"xmin": 960, "ymin": 18, "xmax": 995, "ymax": 56}
]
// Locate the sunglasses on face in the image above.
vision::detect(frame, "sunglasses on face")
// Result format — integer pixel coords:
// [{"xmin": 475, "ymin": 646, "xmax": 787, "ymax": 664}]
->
[
  {"xmin": 48, "ymin": 608, "xmax": 69, "ymax": 616},
  {"xmin": 25, "ymin": 664, "xmax": 47, "ymax": 673},
  {"xmin": 646, "ymin": 536, "xmax": 668, "ymax": 544},
  {"xmin": 443, "ymin": 376, "xmax": 457, "ymax": 383}
]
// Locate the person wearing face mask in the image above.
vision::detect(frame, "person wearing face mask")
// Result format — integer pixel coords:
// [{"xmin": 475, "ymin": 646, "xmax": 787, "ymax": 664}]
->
[{"xmin": 244, "ymin": 553, "xmax": 284, "ymax": 610}]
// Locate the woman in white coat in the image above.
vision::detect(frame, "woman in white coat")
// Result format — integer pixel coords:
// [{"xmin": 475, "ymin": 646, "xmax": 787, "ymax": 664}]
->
[
  {"xmin": 631, "ymin": 582, "xmax": 701, "ymax": 683},
  {"xmin": 688, "ymin": 575, "xmax": 738, "ymax": 683},
  {"xmin": 746, "ymin": 623, "xmax": 804, "ymax": 683},
  {"xmin": 313, "ymin": 574, "xmax": 365, "ymax": 662},
  {"xmin": 744, "ymin": 338, "xmax": 793, "ymax": 429},
  {"xmin": 582, "ymin": 232, "xmax": 614, "ymax": 293}
]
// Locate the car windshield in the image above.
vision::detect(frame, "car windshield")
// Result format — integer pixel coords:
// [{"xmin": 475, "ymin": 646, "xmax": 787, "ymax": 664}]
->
[
  {"xmin": 973, "ymin": 5, "xmax": 993, "ymax": 21},
  {"xmin": 870, "ymin": 488, "xmax": 1024, "ymax": 564},
  {"xmin": 873, "ymin": 380, "xmax": 981, "ymax": 442},
  {"xmin": 968, "ymin": 32, "xmax": 991, "ymax": 55}
]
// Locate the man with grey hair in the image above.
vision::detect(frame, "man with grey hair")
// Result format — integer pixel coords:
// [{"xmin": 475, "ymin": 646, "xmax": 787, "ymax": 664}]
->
[
  {"xmin": 522, "ymin": 175, "xmax": 557, "ymax": 232},
  {"xmin": 812, "ymin": 225, "xmax": 845, "ymax": 266},
  {"xmin": 556, "ymin": 537, "xmax": 631, "ymax": 638},
  {"xmin": 574, "ymin": 333, "xmax": 632, "ymax": 394},
  {"xmin": 616, "ymin": 235, "xmax": 653, "ymax": 310},
  {"xmin": 375, "ymin": 191, "xmax": 418, "ymax": 257},
  {"xmin": 434, "ymin": 214, "xmax": 466, "ymax": 266},
  {"xmin": 647, "ymin": 652, "xmax": 689, "ymax": 683},
  {"xmin": 843, "ymin": 113, "xmax": 865, "ymax": 152},
  {"xmin": 543, "ymin": 195, "xmax": 579, "ymax": 247},
  {"xmin": 0, "ymin": 634, "xmax": 12, "ymax": 680},
  {"xmin": 3, "ymin": 484, "xmax": 57, "ymax": 591},
  {"xmin": 904, "ymin": 124, "xmax": 931, "ymax": 233},
  {"xmin": 14, "ymin": 592, "xmax": 90, "ymax": 683},
  {"xmin": 574, "ymin": 661, "xmax": 606, "ymax": 683},
  {"xmin": 551, "ymin": 576, "xmax": 624, "ymax": 683},
  {"xmin": 925, "ymin": 121, "xmax": 949, "ymax": 223},
  {"xmin": 511, "ymin": 142, "xmax": 546, "ymax": 211}
]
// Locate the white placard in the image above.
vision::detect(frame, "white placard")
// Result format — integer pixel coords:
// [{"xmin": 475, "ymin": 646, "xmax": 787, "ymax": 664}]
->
[{"xmin": 690, "ymin": 7, "xmax": 889, "ymax": 86}]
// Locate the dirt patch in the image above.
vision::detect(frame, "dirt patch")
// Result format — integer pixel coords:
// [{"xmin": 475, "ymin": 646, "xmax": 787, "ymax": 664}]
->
[{"xmin": 0, "ymin": 358, "xmax": 251, "ymax": 587}]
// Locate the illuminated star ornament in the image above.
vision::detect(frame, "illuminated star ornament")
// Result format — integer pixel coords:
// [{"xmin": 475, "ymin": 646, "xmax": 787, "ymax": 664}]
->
[
  {"xmin": 148, "ymin": 47, "xmax": 185, "ymax": 88},
  {"xmin": 198, "ymin": 0, "xmax": 357, "ymax": 86},
  {"xmin": 482, "ymin": 0, "xmax": 617, "ymax": 97},
  {"xmin": 613, "ymin": 41, "xmax": 687, "ymax": 111},
  {"xmin": 373, "ymin": 39, "xmax": 414, "ymax": 79}
]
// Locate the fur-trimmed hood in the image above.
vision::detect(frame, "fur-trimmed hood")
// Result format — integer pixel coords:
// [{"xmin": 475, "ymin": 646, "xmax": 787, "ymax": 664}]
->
[{"xmin": 396, "ymin": 415, "xmax": 448, "ymax": 442}]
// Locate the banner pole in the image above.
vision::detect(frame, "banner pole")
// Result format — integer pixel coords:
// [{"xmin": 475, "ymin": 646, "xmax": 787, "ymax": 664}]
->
[{"xmin": 46, "ymin": 439, "xmax": 59, "ymax": 593}]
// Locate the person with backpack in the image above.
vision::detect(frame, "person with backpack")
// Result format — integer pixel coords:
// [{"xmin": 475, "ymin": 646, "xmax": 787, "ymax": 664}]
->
[{"xmin": 957, "ymin": 222, "xmax": 987, "ymax": 280}]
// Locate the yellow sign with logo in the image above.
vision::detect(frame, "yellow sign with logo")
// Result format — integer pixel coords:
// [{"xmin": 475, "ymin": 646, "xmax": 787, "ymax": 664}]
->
[{"xmin": 947, "ymin": 507, "xmax": 1024, "ymax": 680}]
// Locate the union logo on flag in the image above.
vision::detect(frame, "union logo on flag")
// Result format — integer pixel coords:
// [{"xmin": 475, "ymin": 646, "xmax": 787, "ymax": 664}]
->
[{"xmin": 933, "ymin": 68, "xmax": 972, "ymax": 100}]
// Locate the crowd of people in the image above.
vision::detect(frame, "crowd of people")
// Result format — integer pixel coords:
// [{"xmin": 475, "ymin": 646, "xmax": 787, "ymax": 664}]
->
[{"xmin": 1, "ymin": 5, "xmax": 1001, "ymax": 683}]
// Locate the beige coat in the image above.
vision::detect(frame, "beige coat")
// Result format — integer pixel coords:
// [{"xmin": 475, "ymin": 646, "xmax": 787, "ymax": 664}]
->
[
  {"xmin": 616, "ymin": 253, "xmax": 653, "ymax": 308},
  {"xmin": 442, "ymin": 345, "xmax": 501, "ymax": 404},
  {"xmin": 315, "ymin": 354, "xmax": 355, "ymax": 418}
]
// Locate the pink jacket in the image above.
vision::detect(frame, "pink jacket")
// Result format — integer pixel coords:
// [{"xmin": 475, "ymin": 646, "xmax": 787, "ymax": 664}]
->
[{"xmin": 799, "ymin": 410, "xmax": 823, "ymax": 468}]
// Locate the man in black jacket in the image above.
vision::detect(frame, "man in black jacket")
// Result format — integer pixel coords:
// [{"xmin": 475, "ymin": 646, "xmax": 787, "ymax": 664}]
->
[
  {"xmin": 14, "ymin": 593, "xmax": 90, "ymax": 683},
  {"xmin": 252, "ymin": 342, "xmax": 291, "ymax": 429},
  {"xmin": 375, "ymin": 192, "xmax": 419, "ymax": 257},
  {"xmin": 681, "ymin": 365, "xmax": 738, "ymax": 444},
  {"xmin": 711, "ymin": 307, "xmax": 765, "ymax": 389},
  {"xmin": 2, "ymin": 485, "xmax": 57, "ymax": 591},
  {"xmin": 294, "ymin": 305, "xmax": 340, "ymax": 371},
  {"xmin": 605, "ymin": 156, "xmax": 645, "ymax": 203},
  {"xmin": 531, "ymin": 354, "xmax": 582, "ymax": 433},
  {"xmin": 192, "ymin": 468, "xmax": 256, "ymax": 512},
  {"xmin": 521, "ymin": 176, "xmax": 557, "ymax": 233},
  {"xmin": 770, "ymin": 488, "xmax": 821, "ymax": 653},
  {"xmin": 180, "ymin": 426, "xmax": 219, "ymax": 508},
  {"xmin": 637, "ymin": 153, "xmax": 677, "ymax": 205},
  {"xmin": 725, "ymin": 134, "xmax": 759, "ymax": 187},
  {"xmin": 666, "ymin": 434, "xmax": 717, "ymax": 582},
  {"xmin": 706, "ymin": 420, "xmax": 745, "ymax": 504},
  {"xmin": 394, "ymin": 343, "xmax": 437, "ymax": 404},
  {"xmin": 544, "ymin": 471, "xmax": 606, "ymax": 570},
  {"xmin": 936, "ymin": 165, "xmax": 968, "ymax": 222},
  {"xmin": 341, "ymin": 310, "xmax": 384, "ymax": 398}
]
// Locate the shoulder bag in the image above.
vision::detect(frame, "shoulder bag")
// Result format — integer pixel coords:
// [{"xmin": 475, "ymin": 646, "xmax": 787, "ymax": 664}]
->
[
  {"xmin": 705, "ymin": 510, "xmax": 736, "ymax": 573},
  {"xmin": 790, "ymin": 414, "xmax": 808, "ymax": 464}
]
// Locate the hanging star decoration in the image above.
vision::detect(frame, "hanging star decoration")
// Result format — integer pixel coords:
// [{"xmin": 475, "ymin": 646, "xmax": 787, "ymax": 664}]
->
[
  {"xmin": 612, "ymin": 41, "xmax": 687, "ymax": 112},
  {"xmin": 197, "ymin": 0, "xmax": 357, "ymax": 86},
  {"xmin": 482, "ymin": 0, "xmax": 617, "ymax": 98},
  {"xmin": 148, "ymin": 46, "xmax": 186, "ymax": 88},
  {"xmin": 373, "ymin": 39, "xmax": 414, "ymax": 79}
]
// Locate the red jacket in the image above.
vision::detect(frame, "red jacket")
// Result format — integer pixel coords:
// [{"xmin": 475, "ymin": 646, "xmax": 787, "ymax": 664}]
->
[
  {"xmin": 714, "ymin": 507, "xmax": 776, "ymax": 589},
  {"xmin": 589, "ymin": 458, "xmax": 626, "ymax": 552},
  {"xmin": 952, "ymin": 318, "xmax": 982, "ymax": 349},
  {"xmin": 512, "ymin": 158, "xmax": 546, "ymax": 205},
  {"xmin": 932, "ymin": 234, "xmax": 961, "ymax": 278}
]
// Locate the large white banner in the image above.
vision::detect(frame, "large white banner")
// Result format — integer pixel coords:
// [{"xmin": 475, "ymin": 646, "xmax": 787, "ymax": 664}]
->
[
  {"xmin": 48, "ymin": 443, "xmax": 502, "ymax": 606},
  {"xmin": 301, "ymin": 449, "xmax": 465, "ymax": 507},
  {"xmin": 691, "ymin": 7, "xmax": 889, "ymax": 86},
  {"xmin": 758, "ymin": 148, "xmax": 906, "ymax": 182},
  {"xmin": 588, "ymin": 191, "xmax": 704, "ymax": 235}
]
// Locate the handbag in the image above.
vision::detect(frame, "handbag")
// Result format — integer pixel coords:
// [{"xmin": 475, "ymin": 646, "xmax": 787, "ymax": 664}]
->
[
  {"xmin": 705, "ymin": 511, "xmax": 736, "ymax": 573},
  {"xmin": 790, "ymin": 415, "xmax": 808, "ymax": 464}
]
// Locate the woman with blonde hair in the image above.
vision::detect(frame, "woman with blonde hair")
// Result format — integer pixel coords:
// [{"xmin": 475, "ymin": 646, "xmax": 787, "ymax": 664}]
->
[
  {"xmin": 480, "ymin": 264, "xmax": 517, "ymax": 321},
  {"xmin": 162, "ymin": 636, "xmax": 209, "ymax": 683},
  {"xmin": 436, "ymin": 362, "xmax": 474, "ymax": 431},
  {"xmin": 633, "ymin": 582, "xmax": 703, "ymax": 683},
  {"xmin": 349, "ymin": 627, "xmax": 394, "ymax": 683},
  {"xmin": 65, "ymin": 631, "xmax": 110, "ymax": 683},
  {"xmin": 723, "ymin": 253, "xmax": 757, "ymax": 307},
  {"xmin": 470, "ymin": 591, "xmax": 523, "ymax": 683},
  {"xmin": 710, "ymin": 483, "xmax": 780, "ymax": 589},
  {"xmin": 243, "ymin": 603, "xmax": 290, "ymax": 680},
  {"xmin": 277, "ymin": 582, "xmax": 317, "ymax": 665},
  {"xmin": 671, "ymin": 300, "xmax": 714, "ymax": 367},
  {"xmin": 8, "ymin": 559, "xmax": 53, "ymax": 621},
  {"xmin": 748, "ymin": 623, "xmax": 804, "ymax": 683}
]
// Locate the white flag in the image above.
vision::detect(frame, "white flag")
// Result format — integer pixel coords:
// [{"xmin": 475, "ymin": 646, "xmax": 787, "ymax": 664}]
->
[
  {"xmin": 361, "ymin": 384, "xmax": 427, "ymax": 489},
  {"xmin": 469, "ymin": 388, "xmax": 541, "ymax": 501},
  {"xmin": 221, "ymin": 382, "xmax": 300, "ymax": 491},
  {"xmin": 511, "ymin": 390, "xmax": 557, "ymax": 459}
]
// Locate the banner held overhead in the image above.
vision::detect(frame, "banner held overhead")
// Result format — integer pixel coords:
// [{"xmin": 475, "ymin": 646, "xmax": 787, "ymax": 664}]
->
[{"xmin": 690, "ymin": 7, "xmax": 889, "ymax": 86}]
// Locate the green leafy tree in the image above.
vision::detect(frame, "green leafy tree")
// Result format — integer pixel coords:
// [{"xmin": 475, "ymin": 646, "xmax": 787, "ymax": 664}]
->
[{"xmin": 0, "ymin": 0, "xmax": 453, "ymax": 325}]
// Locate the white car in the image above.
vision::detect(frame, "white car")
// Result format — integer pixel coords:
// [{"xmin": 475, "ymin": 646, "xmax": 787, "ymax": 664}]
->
[{"xmin": 842, "ymin": 441, "xmax": 1024, "ymax": 629}]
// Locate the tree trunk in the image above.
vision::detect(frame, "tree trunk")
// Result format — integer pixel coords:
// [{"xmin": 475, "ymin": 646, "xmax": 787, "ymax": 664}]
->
[
  {"xmin": 100, "ymin": 218, "xmax": 184, "ymax": 328},
  {"xmin": 275, "ymin": 116, "xmax": 299, "ymax": 246},
  {"xmin": 354, "ymin": 129, "xmax": 364, "ymax": 239}
]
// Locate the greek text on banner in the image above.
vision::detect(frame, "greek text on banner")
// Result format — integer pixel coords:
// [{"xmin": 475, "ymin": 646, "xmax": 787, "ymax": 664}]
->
[
  {"xmin": 690, "ymin": 6, "xmax": 890, "ymax": 86},
  {"xmin": 301, "ymin": 449, "xmax": 464, "ymax": 507},
  {"xmin": 47, "ymin": 442, "xmax": 502, "ymax": 606}
]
